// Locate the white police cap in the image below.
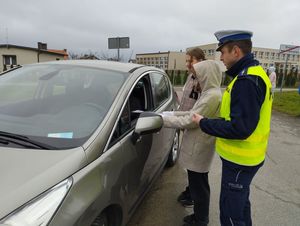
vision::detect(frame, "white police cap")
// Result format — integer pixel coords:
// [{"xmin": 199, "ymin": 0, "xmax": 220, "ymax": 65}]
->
[{"xmin": 214, "ymin": 30, "xmax": 253, "ymax": 51}]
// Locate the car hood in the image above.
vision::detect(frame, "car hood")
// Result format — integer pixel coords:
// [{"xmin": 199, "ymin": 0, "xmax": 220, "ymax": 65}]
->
[{"xmin": 0, "ymin": 146, "xmax": 87, "ymax": 219}]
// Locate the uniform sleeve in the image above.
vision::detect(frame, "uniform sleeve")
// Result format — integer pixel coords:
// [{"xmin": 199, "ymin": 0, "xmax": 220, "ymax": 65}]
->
[{"xmin": 199, "ymin": 76, "xmax": 266, "ymax": 139}]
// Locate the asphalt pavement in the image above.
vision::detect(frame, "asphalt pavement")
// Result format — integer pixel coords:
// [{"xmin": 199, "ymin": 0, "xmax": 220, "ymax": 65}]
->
[{"xmin": 127, "ymin": 89, "xmax": 300, "ymax": 226}]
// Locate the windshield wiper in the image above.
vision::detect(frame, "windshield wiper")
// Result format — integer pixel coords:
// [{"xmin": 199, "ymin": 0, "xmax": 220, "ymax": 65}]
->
[
  {"xmin": 0, "ymin": 137, "xmax": 45, "ymax": 149},
  {"xmin": 0, "ymin": 131, "xmax": 57, "ymax": 150}
]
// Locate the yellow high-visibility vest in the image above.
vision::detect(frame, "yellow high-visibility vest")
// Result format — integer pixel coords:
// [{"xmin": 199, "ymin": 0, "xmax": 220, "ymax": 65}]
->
[{"xmin": 216, "ymin": 65, "xmax": 273, "ymax": 166}]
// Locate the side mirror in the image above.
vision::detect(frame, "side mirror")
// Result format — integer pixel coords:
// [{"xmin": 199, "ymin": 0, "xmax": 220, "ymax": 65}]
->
[{"xmin": 131, "ymin": 112, "xmax": 163, "ymax": 144}]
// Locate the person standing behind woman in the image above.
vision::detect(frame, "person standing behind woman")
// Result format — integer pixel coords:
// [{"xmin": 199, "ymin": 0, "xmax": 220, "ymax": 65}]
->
[
  {"xmin": 268, "ymin": 66, "xmax": 276, "ymax": 94},
  {"xmin": 162, "ymin": 60, "xmax": 222, "ymax": 226},
  {"xmin": 177, "ymin": 48, "xmax": 206, "ymax": 207}
]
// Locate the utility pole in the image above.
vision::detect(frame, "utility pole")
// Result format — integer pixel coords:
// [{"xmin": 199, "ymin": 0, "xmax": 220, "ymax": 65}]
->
[
  {"xmin": 5, "ymin": 27, "xmax": 8, "ymax": 46},
  {"xmin": 172, "ymin": 59, "xmax": 176, "ymax": 85},
  {"xmin": 117, "ymin": 37, "xmax": 120, "ymax": 61}
]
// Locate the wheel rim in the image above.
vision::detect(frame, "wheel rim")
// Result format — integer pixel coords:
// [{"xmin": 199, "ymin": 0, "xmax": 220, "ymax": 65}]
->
[{"xmin": 172, "ymin": 132, "xmax": 179, "ymax": 162}]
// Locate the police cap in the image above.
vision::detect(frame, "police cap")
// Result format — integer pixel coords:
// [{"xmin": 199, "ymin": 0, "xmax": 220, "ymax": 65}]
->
[{"xmin": 214, "ymin": 30, "xmax": 253, "ymax": 51}]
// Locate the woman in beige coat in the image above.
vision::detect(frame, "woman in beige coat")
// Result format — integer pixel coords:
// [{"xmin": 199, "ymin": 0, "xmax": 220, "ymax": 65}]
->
[{"xmin": 162, "ymin": 60, "xmax": 222, "ymax": 226}]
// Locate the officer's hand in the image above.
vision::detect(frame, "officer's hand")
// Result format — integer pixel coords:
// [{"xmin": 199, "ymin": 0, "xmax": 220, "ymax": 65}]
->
[{"xmin": 192, "ymin": 113, "xmax": 203, "ymax": 124}]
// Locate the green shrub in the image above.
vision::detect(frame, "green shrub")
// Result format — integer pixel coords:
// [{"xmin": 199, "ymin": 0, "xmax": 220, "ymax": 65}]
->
[{"xmin": 273, "ymin": 91, "xmax": 300, "ymax": 116}]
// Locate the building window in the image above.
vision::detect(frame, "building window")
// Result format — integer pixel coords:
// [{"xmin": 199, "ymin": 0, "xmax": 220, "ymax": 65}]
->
[
  {"xmin": 271, "ymin": 53, "xmax": 275, "ymax": 60},
  {"xmin": 208, "ymin": 49, "xmax": 215, "ymax": 56},
  {"xmin": 265, "ymin": 52, "xmax": 269, "ymax": 59},
  {"xmin": 3, "ymin": 55, "xmax": 17, "ymax": 71},
  {"xmin": 290, "ymin": 55, "xmax": 295, "ymax": 61},
  {"xmin": 3, "ymin": 55, "xmax": 17, "ymax": 66}
]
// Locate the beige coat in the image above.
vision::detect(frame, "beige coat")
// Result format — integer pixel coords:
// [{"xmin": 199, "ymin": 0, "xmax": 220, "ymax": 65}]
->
[{"xmin": 163, "ymin": 60, "xmax": 222, "ymax": 172}]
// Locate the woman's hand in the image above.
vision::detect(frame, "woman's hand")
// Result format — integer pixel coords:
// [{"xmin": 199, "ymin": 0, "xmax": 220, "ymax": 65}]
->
[{"xmin": 192, "ymin": 113, "xmax": 203, "ymax": 124}]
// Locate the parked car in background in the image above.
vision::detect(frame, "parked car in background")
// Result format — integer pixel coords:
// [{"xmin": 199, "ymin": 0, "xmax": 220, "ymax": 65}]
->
[{"xmin": 0, "ymin": 60, "xmax": 180, "ymax": 226}]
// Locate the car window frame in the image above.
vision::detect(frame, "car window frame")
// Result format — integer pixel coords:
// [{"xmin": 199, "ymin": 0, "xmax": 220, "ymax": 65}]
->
[
  {"xmin": 150, "ymin": 72, "xmax": 172, "ymax": 111},
  {"xmin": 106, "ymin": 73, "xmax": 154, "ymax": 149}
]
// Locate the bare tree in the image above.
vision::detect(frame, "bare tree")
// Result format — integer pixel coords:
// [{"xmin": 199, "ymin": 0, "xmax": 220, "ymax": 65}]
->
[
  {"xmin": 68, "ymin": 51, "xmax": 81, "ymax": 59},
  {"xmin": 98, "ymin": 51, "xmax": 124, "ymax": 61},
  {"xmin": 68, "ymin": 50, "xmax": 126, "ymax": 61}
]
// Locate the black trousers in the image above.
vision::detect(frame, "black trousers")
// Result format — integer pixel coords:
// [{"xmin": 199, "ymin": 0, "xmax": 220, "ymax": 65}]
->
[
  {"xmin": 220, "ymin": 158, "xmax": 263, "ymax": 226},
  {"xmin": 187, "ymin": 170, "xmax": 210, "ymax": 222}
]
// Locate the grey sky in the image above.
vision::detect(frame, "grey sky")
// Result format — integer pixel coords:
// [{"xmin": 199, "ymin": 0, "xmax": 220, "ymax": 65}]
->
[{"xmin": 1, "ymin": 0, "xmax": 299, "ymax": 60}]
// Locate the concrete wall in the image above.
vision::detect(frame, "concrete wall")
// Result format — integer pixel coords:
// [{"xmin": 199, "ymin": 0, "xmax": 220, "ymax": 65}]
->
[
  {"xmin": 39, "ymin": 52, "xmax": 64, "ymax": 62},
  {"xmin": 167, "ymin": 52, "xmax": 186, "ymax": 71}
]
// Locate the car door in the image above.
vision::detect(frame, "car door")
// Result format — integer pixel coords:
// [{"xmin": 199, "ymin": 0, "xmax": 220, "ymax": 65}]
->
[
  {"xmin": 106, "ymin": 71, "xmax": 176, "ymax": 214},
  {"xmin": 129, "ymin": 71, "xmax": 176, "ymax": 190},
  {"xmin": 107, "ymin": 74, "xmax": 155, "ymax": 214},
  {"xmin": 141, "ymin": 72, "xmax": 176, "ymax": 178}
]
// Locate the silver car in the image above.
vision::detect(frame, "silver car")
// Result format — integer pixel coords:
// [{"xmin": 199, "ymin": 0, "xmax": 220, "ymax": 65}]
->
[{"xmin": 0, "ymin": 60, "xmax": 180, "ymax": 226}]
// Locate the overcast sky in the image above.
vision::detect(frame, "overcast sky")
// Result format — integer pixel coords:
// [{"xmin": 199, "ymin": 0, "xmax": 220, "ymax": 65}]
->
[{"xmin": 1, "ymin": 0, "xmax": 299, "ymax": 60}]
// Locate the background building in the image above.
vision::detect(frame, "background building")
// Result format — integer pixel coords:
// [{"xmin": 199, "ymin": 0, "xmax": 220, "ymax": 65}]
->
[
  {"xmin": 0, "ymin": 43, "xmax": 68, "ymax": 72},
  {"xmin": 189, "ymin": 43, "xmax": 300, "ymax": 87},
  {"xmin": 135, "ymin": 51, "xmax": 187, "ymax": 85},
  {"xmin": 190, "ymin": 43, "xmax": 300, "ymax": 72},
  {"xmin": 136, "ymin": 51, "xmax": 186, "ymax": 71},
  {"xmin": 135, "ymin": 44, "xmax": 300, "ymax": 87}
]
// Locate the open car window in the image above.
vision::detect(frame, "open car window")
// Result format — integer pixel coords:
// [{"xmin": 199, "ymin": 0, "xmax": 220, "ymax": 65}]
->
[{"xmin": 110, "ymin": 75, "xmax": 153, "ymax": 145}]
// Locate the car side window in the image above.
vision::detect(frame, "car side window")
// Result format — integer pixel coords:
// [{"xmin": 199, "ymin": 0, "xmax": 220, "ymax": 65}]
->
[
  {"xmin": 150, "ymin": 73, "xmax": 170, "ymax": 109},
  {"xmin": 109, "ymin": 76, "xmax": 152, "ymax": 145}
]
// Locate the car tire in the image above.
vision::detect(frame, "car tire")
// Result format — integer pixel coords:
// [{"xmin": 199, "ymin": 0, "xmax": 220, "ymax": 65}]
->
[
  {"xmin": 166, "ymin": 130, "xmax": 180, "ymax": 167},
  {"xmin": 91, "ymin": 212, "xmax": 109, "ymax": 226}
]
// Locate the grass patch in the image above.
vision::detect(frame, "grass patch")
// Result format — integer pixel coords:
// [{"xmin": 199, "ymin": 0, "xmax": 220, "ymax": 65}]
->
[{"xmin": 272, "ymin": 91, "xmax": 300, "ymax": 116}]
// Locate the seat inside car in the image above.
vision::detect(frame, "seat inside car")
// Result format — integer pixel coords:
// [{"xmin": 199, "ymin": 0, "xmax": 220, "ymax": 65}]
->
[{"xmin": 129, "ymin": 82, "xmax": 147, "ymax": 121}]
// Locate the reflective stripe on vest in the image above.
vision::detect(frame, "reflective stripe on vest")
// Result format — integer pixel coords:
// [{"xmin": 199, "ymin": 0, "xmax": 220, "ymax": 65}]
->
[{"xmin": 216, "ymin": 65, "xmax": 273, "ymax": 166}]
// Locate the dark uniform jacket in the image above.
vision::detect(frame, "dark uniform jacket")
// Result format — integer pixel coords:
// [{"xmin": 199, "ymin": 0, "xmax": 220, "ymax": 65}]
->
[{"xmin": 200, "ymin": 53, "xmax": 267, "ymax": 139}]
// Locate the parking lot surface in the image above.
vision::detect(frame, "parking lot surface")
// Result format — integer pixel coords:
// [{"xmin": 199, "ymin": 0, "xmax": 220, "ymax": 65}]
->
[{"xmin": 128, "ymin": 109, "xmax": 300, "ymax": 226}]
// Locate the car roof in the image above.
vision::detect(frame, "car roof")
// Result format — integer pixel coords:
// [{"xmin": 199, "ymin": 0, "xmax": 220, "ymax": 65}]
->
[{"xmin": 37, "ymin": 60, "xmax": 145, "ymax": 73}]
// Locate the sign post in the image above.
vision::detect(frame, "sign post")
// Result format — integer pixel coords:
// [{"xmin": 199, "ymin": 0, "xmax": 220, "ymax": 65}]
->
[{"xmin": 108, "ymin": 37, "xmax": 130, "ymax": 61}]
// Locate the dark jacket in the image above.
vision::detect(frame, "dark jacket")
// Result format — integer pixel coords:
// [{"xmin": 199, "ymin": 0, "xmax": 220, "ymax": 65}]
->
[{"xmin": 199, "ymin": 53, "xmax": 266, "ymax": 139}]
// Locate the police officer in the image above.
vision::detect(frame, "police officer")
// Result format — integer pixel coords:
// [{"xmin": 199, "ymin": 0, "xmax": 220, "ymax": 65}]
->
[{"xmin": 192, "ymin": 30, "xmax": 273, "ymax": 226}]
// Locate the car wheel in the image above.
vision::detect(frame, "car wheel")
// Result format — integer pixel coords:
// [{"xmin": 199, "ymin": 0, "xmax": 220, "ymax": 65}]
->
[
  {"xmin": 91, "ymin": 213, "xmax": 108, "ymax": 226},
  {"xmin": 166, "ymin": 130, "xmax": 180, "ymax": 167}
]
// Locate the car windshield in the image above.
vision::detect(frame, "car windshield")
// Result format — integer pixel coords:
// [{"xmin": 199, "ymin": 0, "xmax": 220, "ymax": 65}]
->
[{"xmin": 0, "ymin": 64, "xmax": 127, "ymax": 149}]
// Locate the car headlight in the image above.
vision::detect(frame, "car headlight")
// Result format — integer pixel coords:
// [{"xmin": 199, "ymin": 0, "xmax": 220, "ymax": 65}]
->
[{"xmin": 0, "ymin": 178, "xmax": 72, "ymax": 226}]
